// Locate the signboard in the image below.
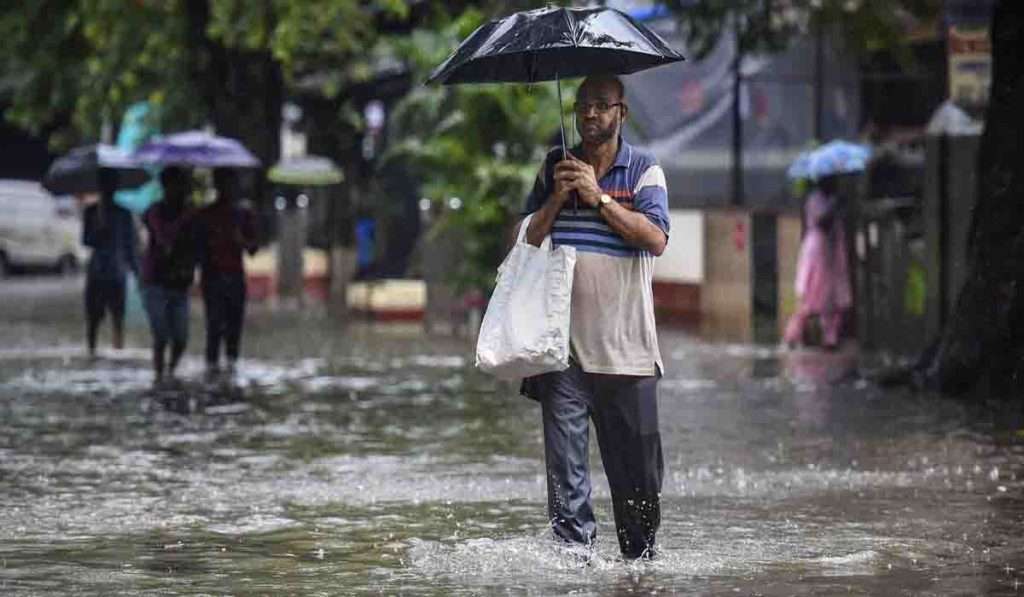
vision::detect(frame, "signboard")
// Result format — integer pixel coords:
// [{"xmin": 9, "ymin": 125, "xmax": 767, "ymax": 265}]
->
[{"xmin": 948, "ymin": 26, "xmax": 991, "ymax": 109}]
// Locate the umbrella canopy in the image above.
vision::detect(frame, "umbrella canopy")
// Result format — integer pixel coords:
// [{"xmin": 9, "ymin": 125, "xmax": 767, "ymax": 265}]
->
[
  {"xmin": 42, "ymin": 144, "xmax": 150, "ymax": 195},
  {"xmin": 787, "ymin": 140, "xmax": 872, "ymax": 181},
  {"xmin": 427, "ymin": 6, "xmax": 685, "ymax": 160},
  {"xmin": 134, "ymin": 130, "xmax": 260, "ymax": 168},
  {"xmin": 268, "ymin": 156, "xmax": 344, "ymax": 186},
  {"xmin": 427, "ymin": 6, "xmax": 685, "ymax": 85}
]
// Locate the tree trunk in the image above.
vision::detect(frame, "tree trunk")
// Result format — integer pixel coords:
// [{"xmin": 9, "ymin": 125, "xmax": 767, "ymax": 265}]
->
[
  {"xmin": 210, "ymin": 44, "xmax": 282, "ymax": 211},
  {"xmin": 185, "ymin": 0, "xmax": 282, "ymax": 210},
  {"xmin": 922, "ymin": 0, "xmax": 1024, "ymax": 397}
]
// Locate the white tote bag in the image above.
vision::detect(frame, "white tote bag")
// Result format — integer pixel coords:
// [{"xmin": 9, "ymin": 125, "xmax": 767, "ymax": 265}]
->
[{"xmin": 475, "ymin": 213, "xmax": 576, "ymax": 380}]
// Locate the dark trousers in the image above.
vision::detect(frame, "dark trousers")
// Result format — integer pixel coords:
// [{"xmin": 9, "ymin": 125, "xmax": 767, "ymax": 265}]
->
[
  {"xmin": 144, "ymin": 286, "xmax": 189, "ymax": 348},
  {"xmin": 143, "ymin": 285, "xmax": 189, "ymax": 377},
  {"xmin": 202, "ymin": 272, "xmax": 246, "ymax": 366},
  {"xmin": 84, "ymin": 275, "xmax": 126, "ymax": 352},
  {"xmin": 535, "ymin": 361, "xmax": 663, "ymax": 559}
]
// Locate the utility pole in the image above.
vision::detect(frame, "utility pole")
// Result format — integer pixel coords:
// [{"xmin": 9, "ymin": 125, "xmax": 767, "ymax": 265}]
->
[
  {"xmin": 813, "ymin": 17, "xmax": 824, "ymax": 141},
  {"xmin": 731, "ymin": 10, "xmax": 744, "ymax": 206}
]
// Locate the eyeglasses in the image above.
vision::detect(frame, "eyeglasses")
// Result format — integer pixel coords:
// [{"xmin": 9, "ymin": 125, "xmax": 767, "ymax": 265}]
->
[{"xmin": 573, "ymin": 101, "xmax": 623, "ymax": 115}]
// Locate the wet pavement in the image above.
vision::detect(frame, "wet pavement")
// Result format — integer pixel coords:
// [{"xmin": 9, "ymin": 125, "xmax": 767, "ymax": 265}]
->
[{"xmin": 2, "ymin": 275, "xmax": 1024, "ymax": 595}]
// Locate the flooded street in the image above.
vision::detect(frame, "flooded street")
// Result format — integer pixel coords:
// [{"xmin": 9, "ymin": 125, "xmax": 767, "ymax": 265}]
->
[{"xmin": 2, "ymin": 277, "xmax": 1024, "ymax": 595}]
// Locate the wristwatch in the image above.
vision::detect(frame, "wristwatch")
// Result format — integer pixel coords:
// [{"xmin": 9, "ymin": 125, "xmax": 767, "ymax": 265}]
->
[{"xmin": 598, "ymin": 193, "xmax": 613, "ymax": 209}]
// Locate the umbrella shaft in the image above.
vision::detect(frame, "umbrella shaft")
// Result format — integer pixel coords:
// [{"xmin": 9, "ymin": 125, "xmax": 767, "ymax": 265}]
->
[
  {"xmin": 557, "ymin": 75, "xmax": 566, "ymax": 160},
  {"xmin": 556, "ymin": 74, "xmax": 578, "ymax": 212}
]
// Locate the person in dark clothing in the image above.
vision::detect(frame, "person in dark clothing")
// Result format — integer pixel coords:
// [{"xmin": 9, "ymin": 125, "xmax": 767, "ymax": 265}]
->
[
  {"xmin": 198, "ymin": 168, "xmax": 258, "ymax": 377},
  {"xmin": 82, "ymin": 168, "xmax": 139, "ymax": 357},
  {"xmin": 141, "ymin": 167, "xmax": 199, "ymax": 384}
]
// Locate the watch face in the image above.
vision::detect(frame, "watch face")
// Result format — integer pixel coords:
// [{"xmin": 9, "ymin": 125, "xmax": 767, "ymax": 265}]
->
[{"xmin": 600, "ymin": 194, "xmax": 611, "ymax": 205}]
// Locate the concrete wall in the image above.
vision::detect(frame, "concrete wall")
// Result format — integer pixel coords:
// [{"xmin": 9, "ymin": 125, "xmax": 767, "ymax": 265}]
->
[
  {"xmin": 652, "ymin": 210, "xmax": 704, "ymax": 324},
  {"xmin": 698, "ymin": 208, "xmax": 802, "ymax": 343},
  {"xmin": 701, "ymin": 209, "xmax": 753, "ymax": 342},
  {"xmin": 654, "ymin": 210, "xmax": 704, "ymax": 283}
]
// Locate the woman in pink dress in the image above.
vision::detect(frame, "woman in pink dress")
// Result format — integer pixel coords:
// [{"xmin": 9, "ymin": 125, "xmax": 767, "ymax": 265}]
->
[{"xmin": 784, "ymin": 176, "xmax": 852, "ymax": 349}]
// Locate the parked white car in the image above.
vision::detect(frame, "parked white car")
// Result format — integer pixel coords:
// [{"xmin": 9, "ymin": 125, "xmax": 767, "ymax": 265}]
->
[{"xmin": 0, "ymin": 179, "xmax": 86, "ymax": 275}]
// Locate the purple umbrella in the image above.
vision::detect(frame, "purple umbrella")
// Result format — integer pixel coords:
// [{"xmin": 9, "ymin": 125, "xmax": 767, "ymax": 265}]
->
[{"xmin": 133, "ymin": 130, "xmax": 261, "ymax": 168}]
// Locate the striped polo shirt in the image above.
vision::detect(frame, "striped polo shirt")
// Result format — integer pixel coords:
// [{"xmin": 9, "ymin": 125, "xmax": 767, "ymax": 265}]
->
[{"xmin": 523, "ymin": 138, "xmax": 669, "ymax": 376}]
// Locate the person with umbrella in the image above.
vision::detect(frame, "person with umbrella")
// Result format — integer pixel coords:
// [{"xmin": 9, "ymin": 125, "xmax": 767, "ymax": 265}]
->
[
  {"xmin": 196, "ymin": 168, "xmax": 258, "ymax": 379},
  {"xmin": 783, "ymin": 173, "xmax": 853, "ymax": 350},
  {"xmin": 782, "ymin": 141, "xmax": 867, "ymax": 350},
  {"xmin": 80, "ymin": 168, "xmax": 141, "ymax": 358},
  {"xmin": 518, "ymin": 75, "xmax": 670, "ymax": 561},
  {"xmin": 44, "ymin": 144, "xmax": 148, "ymax": 358},
  {"xmin": 430, "ymin": 5, "xmax": 683, "ymax": 561},
  {"xmin": 133, "ymin": 130, "xmax": 261, "ymax": 379},
  {"xmin": 140, "ymin": 167, "xmax": 200, "ymax": 384}
]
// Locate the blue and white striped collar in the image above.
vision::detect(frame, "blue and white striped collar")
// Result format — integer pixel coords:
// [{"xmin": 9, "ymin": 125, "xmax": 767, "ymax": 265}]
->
[
  {"xmin": 569, "ymin": 137, "xmax": 632, "ymax": 171},
  {"xmin": 612, "ymin": 137, "xmax": 632, "ymax": 170}
]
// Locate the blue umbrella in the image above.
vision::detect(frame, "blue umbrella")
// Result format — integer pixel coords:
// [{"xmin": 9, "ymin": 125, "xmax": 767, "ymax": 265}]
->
[
  {"xmin": 134, "ymin": 130, "xmax": 260, "ymax": 168},
  {"xmin": 787, "ymin": 140, "xmax": 872, "ymax": 181}
]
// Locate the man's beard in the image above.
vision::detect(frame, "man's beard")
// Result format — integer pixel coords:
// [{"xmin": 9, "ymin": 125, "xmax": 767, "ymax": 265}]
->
[{"xmin": 578, "ymin": 120, "xmax": 617, "ymax": 145}]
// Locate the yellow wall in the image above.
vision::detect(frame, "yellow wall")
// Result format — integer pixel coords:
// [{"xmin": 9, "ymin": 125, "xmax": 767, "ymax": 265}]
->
[{"xmin": 776, "ymin": 213, "xmax": 802, "ymax": 337}]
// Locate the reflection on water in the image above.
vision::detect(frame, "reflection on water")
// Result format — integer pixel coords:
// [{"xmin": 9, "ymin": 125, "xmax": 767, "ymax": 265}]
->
[{"xmin": 1, "ymin": 309, "xmax": 1024, "ymax": 595}]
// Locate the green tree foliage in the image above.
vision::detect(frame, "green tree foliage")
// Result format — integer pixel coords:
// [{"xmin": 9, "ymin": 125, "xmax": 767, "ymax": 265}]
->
[
  {"xmin": 3, "ymin": 1, "xmax": 195, "ymax": 147},
  {"xmin": 1, "ymin": 0, "xmax": 565, "ymax": 289},
  {"xmin": 381, "ymin": 8, "xmax": 567, "ymax": 292},
  {"xmin": 0, "ymin": 0, "xmax": 409, "ymax": 150}
]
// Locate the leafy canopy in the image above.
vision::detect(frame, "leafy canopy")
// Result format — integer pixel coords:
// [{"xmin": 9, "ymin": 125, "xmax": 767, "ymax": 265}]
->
[{"xmin": 0, "ymin": 0, "xmax": 411, "ymax": 149}]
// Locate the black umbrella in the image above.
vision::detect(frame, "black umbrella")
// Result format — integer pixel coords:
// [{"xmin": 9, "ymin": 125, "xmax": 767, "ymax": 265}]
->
[
  {"xmin": 43, "ymin": 144, "xmax": 150, "ymax": 195},
  {"xmin": 426, "ymin": 6, "xmax": 685, "ymax": 154}
]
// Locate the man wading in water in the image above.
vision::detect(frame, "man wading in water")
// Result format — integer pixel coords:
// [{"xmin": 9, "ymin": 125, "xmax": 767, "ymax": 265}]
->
[{"xmin": 518, "ymin": 75, "xmax": 670, "ymax": 561}]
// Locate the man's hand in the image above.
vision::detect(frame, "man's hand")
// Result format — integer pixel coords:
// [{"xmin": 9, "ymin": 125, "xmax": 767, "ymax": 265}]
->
[
  {"xmin": 550, "ymin": 161, "xmax": 576, "ymax": 207},
  {"xmin": 555, "ymin": 156, "xmax": 602, "ymax": 207}
]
